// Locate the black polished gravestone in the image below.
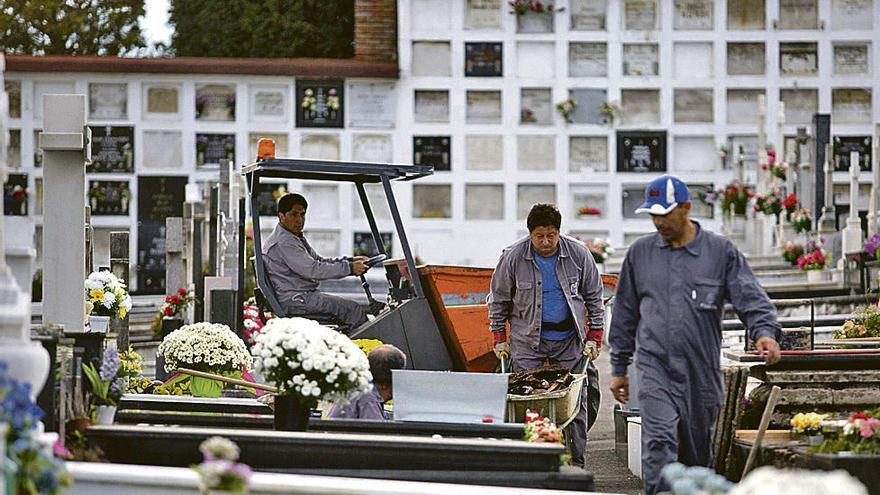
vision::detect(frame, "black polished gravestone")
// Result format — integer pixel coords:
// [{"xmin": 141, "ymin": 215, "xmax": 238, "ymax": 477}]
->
[
  {"xmin": 616, "ymin": 131, "xmax": 667, "ymax": 173},
  {"xmin": 296, "ymin": 80, "xmax": 344, "ymax": 128},
  {"xmin": 465, "ymin": 42, "xmax": 503, "ymax": 77},
  {"xmin": 833, "ymin": 135, "xmax": 872, "ymax": 172},
  {"xmin": 87, "ymin": 180, "xmax": 131, "ymax": 216},
  {"xmin": 196, "ymin": 133, "xmax": 235, "ymax": 168},
  {"xmin": 136, "ymin": 176, "xmax": 187, "ymax": 294},
  {"xmin": 812, "ymin": 114, "xmax": 831, "ymax": 221},
  {"xmin": 353, "ymin": 232, "xmax": 393, "ymax": 257},
  {"xmin": 87, "ymin": 125, "xmax": 134, "ymax": 173},
  {"xmin": 2, "ymin": 173, "xmax": 28, "ymax": 216},
  {"xmin": 255, "ymin": 183, "xmax": 286, "ymax": 217},
  {"xmin": 413, "ymin": 136, "xmax": 451, "ymax": 171}
]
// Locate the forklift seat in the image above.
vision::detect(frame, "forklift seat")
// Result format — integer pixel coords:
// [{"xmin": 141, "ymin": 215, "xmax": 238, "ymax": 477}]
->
[{"xmin": 249, "ymin": 257, "xmax": 347, "ymax": 329}]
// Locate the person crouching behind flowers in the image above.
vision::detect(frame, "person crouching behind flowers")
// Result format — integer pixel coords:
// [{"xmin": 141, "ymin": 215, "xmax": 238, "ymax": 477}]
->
[{"xmin": 328, "ymin": 345, "xmax": 406, "ymax": 420}]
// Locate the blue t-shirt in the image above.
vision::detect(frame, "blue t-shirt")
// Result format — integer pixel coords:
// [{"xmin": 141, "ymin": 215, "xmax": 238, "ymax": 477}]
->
[{"xmin": 533, "ymin": 250, "xmax": 574, "ymax": 341}]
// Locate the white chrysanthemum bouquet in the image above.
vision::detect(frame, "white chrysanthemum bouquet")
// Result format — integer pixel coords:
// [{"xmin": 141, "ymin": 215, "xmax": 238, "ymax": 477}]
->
[
  {"xmin": 158, "ymin": 322, "xmax": 252, "ymax": 375},
  {"xmin": 85, "ymin": 271, "xmax": 133, "ymax": 319},
  {"xmin": 251, "ymin": 318, "xmax": 371, "ymax": 407}
]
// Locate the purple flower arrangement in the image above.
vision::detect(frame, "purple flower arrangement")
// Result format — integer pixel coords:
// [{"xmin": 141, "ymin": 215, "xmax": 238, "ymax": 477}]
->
[
  {"xmin": 82, "ymin": 345, "xmax": 125, "ymax": 406},
  {"xmin": 865, "ymin": 233, "xmax": 880, "ymax": 261},
  {"xmin": 194, "ymin": 436, "xmax": 252, "ymax": 494}
]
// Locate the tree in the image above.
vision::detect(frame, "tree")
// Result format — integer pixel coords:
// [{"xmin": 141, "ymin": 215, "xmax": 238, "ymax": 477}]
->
[
  {"xmin": 169, "ymin": 0, "xmax": 354, "ymax": 58},
  {"xmin": 0, "ymin": 0, "xmax": 145, "ymax": 56}
]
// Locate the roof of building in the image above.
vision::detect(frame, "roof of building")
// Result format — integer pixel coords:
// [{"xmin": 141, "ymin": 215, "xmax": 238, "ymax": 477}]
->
[{"xmin": 4, "ymin": 55, "xmax": 398, "ymax": 79}]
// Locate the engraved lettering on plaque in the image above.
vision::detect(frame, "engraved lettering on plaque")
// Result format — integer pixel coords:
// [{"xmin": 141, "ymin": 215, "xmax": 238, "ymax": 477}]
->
[
  {"xmin": 569, "ymin": 136, "xmax": 608, "ymax": 172},
  {"xmin": 727, "ymin": 0, "xmax": 765, "ymax": 30},
  {"xmin": 832, "ymin": 88, "xmax": 872, "ymax": 124},
  {"xmin": 569, "ymin": 42, "xmax": 607, "ymax": 77},
  {"xmin": 466, "ymin": 90, "xmax": 502, "ymax": 123},
  {"xmin": 414, "ymin": 90, "xmax": 450, "ymax": 123},
  {"xmin": 465, "ymin": 0, "xmax": 502, "ymax": 29},
  {"xmin": 674, "ymin": 0, "xmax": 713, "ymax": 30},
  {"xmin": 89, "ymin": 83, "xmax": 128, "ymax": 120},
  {"xmin": 833, "ymin": 44, "xmax": 869, "ymax": 75},
  {"xmin": 674, "ymin": 89, "xmax": 713, "ymax": 123},
  {"xmin": 778, "ymin": 0, "xmax": 818, "ymax": 29},
  {"xmin": 146, "ymin": 85, "xmax": 179, "ymax": 114},
  {"xmin": 570, "ymin": 0, "xmax": 607, "ymax": 30},
  {"xmin": 624, "ymin": 0, "xmax": 658, "ymax": 30},
  {"xmin": 727, "ymin": 43, "xmax": 766, "ymax": 75},
  {"xmin": 831, "ymin": 0, "xmax": 872, "ymax": 30},
  {"xmin": 623, "ymin": 44, "xmax": 659, "ymax": 76},
  {"xmin": 779, "ymin": 42, "xmax": 818, "ymax": 76}
]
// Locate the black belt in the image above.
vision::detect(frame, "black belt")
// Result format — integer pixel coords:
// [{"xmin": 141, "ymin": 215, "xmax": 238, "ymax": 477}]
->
[{"xmin": 541, "ymin": 315, "xmax": 574, "ymax": 331}]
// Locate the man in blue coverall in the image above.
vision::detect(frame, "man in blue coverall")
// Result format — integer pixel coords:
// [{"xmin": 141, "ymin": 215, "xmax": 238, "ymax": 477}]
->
[{"xmin": 608, "ymin": 176, "xmax": 781, "ymax": 495}]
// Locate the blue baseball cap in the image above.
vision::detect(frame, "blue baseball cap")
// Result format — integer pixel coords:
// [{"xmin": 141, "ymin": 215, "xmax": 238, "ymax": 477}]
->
[{"xmin": 635, "ymin": 175, "xmax": 690, "ymax": 216}]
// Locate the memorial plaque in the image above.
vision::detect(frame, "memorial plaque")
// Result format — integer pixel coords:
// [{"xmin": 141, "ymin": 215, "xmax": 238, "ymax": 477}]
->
[
  {"xmin": 779, "ymin": 89, "xmax": 818, "ymax": 125},
  {"xmin": 516, "ymin": 9, "xmax": 554, "ymax": 33},
  {"xmin": 304, "ymin": 230, "xmax": 340, "ymax": 258},
  {"xmin": 3, "ymin": 173, "xmax": 27, "ymax": 217},
  {"xmin": 674, "ymin": 0, "xmax": 713, "ymax": 30},
  {"xmin": 87, "ymin": 181, "xmax": 131, "ymax": 216},
  {"xmin": 33, "ymin": 81, "xmax": 75, "ymax": 119},
  {"xmin": 7, "ymin": 129, "xmax": 20, "ymax": 169},
  {"xmin": 256, "ymin": 182, "xmax": 287, "ymax": 217},
  {"xmin": 137, "ymin": 176, "xmax": 187, "ymax": 294},
  {"xmin": 465, "ymin": 42, "xmax": 503, "ymax": 77},
  {"xmin": 33, "ymin": 130, "xmax": 42, "ymax": 168},
  {"xmin": 248, "ymin": 133, "xmax": 289, "ymax": 160},
  {"xmin": 195, "ymin": 84, "xmax": 235, "ymax": 121},
  {"xmin": 569, "ymin": 89, "xmax": 607, "ymax": 124},
  {"xmin": 412, "ymin": 42, "xmax": 451, "ymax": 77},
  {"xmin": 195, "ymin": 133, "xmax": 235, "ymax": 168},
  {"xmin": 517, "ymin": 185, "xmax": 556, "ymax": 219},
  {"xmin": 301, "ymin": 134, "xmax": 340, "ymax": 160},
  {"xmin": 348, "ymin": 82, "xmax": 396, "ymax": 128},
  {"xmin": 517, "ymin": 42, "xmax": 555, "ymax": 78},
  {"xmin": 296, "ymin": 80, "xmax": 343, "ymax": 128},
  {"xmin": 832, "ymin": 88, "xmax": 872, "ymax": 124},
  {"xmin": 571, "ymin": 187, "xmax": 608, "ymax": 219},
  {"xmin": 617, "ymin": 131, "xmax": 667, "ymax": 172},
  {"xmin": 674, "ymin": 89, "xmax": 713, "ymax": 123},
  {"xmin": 353, "ymin": 232, "xmax": 393, "ymax": 257},
  {"xmin": 87, "ymin": 126, "xmax": 134, "ymax": 173},
  {"xmin": 5, "ymin": 81, "xmax": 20, "ymax": 119},
  {"xmin": 687, "ymin": 183, "xmax": 715, "ymax": 218},
  {"xmin": 621, "ymin": 90, "xmax": 660, "ymax": 126},
  {"xmin": 727, "ymin": 43, "xmax": 765, "ymax": 75},
  {"xmin": 569, "ymin": 42, "xmax": 607, "ymax": 77},
  {"xmin": 834, "ymin": 44, "xmax": 870, "ymax": 75},
  {"xmin": 414, "ymin": 90, "xmax": 450, "ymax": 123},
  {"xmin": 89, "ymin": 83, "xmax": 127, "ymax": 120},
  {"xmin": 833, "ymin": 136, "xmax": 872, "ymax": 172},
  {"xmin": 624, "ymin": 0, "xmax": 658, "ymax": 30},
  {"xmin": 465, "ymin": 0, "xmax": 502, "ymax": 29},
  {"xmin": 727, "ymin": 0, "xmax": 765, "ymax": 29},
  {"xmin": 353, "ymin": 184, "xmax": 392, "ymax": 220},
  {"xmin": 413, "ymin": 136, "xmax": 451, "ymax": 171},
  {"xmin": 673, "ymin": 136, "xmax": 716, "ymax": 172},
  {"xmin": 411, "ymin": 0, "xmax": 451, "ymax": 31},
  {"xmin": 465, "ymin": 135, "xmax": 504, "ymax": 170},
  {"xmin": 779, "ymin": 43, "xmax": 817, "ymax": 76},
  {"xmin": 520, "ymin": 88, "xmax": 553, "ymax": 125},
  {"xmin": 570, "ymin": 0, "xmax": 607, "ymax": 30},
  {"xmin": 623, "ymin": 44, "xmax": 659, "ymax": 76},
  {"xmin": 726, "ymin": 89, "xmax": 764, "ymax": 125},
  {"xmin": 570, "ymin": 136, "xmax": 608, "ymax": 172},
  {"xmin": 465, "ymin": 184, "xmax": 504, "ymax": 220},
  {"xmin": 674, "ymin": 43, "xmax": 713, "ymax": 79},
  {"xmin": 142, "ymin": 131, "xmax": 183, "ymax": 170},
  {"xmin": 250, "ymin": 86, "xmax": 287, "ymax": 120},
  {"xmin": 352, "ymin": 134, "xmax": 393, "ymax": 164},
  {"xmin": 302, "ymin": 184, "xmax": 338, "ymax": 221},
  {"xmin": 145, "ymin": 85, "xmax": 179, "ymax": 115},
  {"xmin": 778, "ymin": 0, "xmax": 818, "ymax": 29},
  {"xmin": 727, "ymin": 135, "xmax": 759, "ymax": 171},
  {"xmin": 466, "ymin": 90, "xmax": 502, "ymax": 123},
  {"xmin": 831, "ymin": 0, "xmax": 873, "ymax": 30},
  {"xmin": 622, "ymin": 186, "xmax": 649, "ymax": 219},
  {"xmin": 518, "ymin": 135, "xmax": 556, "ymax": 171},
  {"xmin": 413, "ymin": 184, "xmax": 452, "ymax": 218}
]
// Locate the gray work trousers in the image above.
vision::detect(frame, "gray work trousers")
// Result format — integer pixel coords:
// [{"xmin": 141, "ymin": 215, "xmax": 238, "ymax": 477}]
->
[{"xmin": 285, "ymin": 291, "xmax": 369, "ymax": 331}]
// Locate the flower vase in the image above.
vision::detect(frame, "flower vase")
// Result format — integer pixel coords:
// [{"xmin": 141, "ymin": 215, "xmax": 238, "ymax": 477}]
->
[
  {"xmin": 88, "ymin": 315, "xmax": 110, "ymax": 333},
  {"xmin": 273, "ymin": 394, "xmax": 311, "ymax": 431},
  {"xmin": 121, "ymin": 197, "xmax": 128, "ymax": 214},
  {"xmin": 19, "ymin": 200, "xmax": 26, "ymax": 215},
  {"xmin": 197, "ymin": 151, "xmax": 205, "ymax": 166},
  {"xmin": 516, "ymin": 11, "xmax": 554, "ymax": 33},
  {"xmin": 190, "ymin": 376, "xmax": 223, "ymax": 398},
  {"xmin": 806, "ymin": 270, "xmax": 827, "ymax": 284},
  {"xmin": 96, "ymin": 405, "xmax": 117, "ymax": 425},
  {"xmin": 807, "ymin": 433, "xmax": 824, "ymax": 446}
]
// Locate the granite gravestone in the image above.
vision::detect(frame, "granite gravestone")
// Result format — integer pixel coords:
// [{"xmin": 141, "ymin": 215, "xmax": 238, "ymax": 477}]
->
[
  {"xmin": 87, "ymin": 181, "xmax": 131, "ymax": 216},
  {"xmin": 831, "ymin": 0, "xmax": 873, "ymax": 30},
  {"xmin": 353, "ymin": 232, "xmax": 393, "ymax": 257},
  {"xmin": 727, "ymin": 43, "xmax": 765, "ymax": 75},
  {"xmin": 833, "ymin": 136, "xmax": 872, "ymax": 172},
  {"xmin": 569, "ymin": 89, "xmax": 607, "ymax": 124},
  {"xmin": 3, "ymin": 173, "xmax": 27, "ymax": 216},
  {"xmin": 779, "ymin": 89, "xmax": 818, "ymax": 126},
  {"xmin": 137, "ymin": 177, "xmax": 186, "ymax": 294},
  {"xmin": 352, "ymin": 135, "xmax": 393, "ymax": 164},
  {"xmin": 779, "ymin": 43, "xmax": 818, "ymax": 76},
  {"xmin": 414, "ymin": 91, "xmax": 450, "ymax": 123},
  {"xmin": 301, "ymin": 135, "xmax": 340, "ymax": 160},
  {"xmin": 727, "ymin": 0, "xmax": 765, "ymax": 29},
  {"xmin": 465, "ymin": 135, "xmax": 503, "ymax": 170},
  {"xmin": 465, "ymin": 42, "xmax": 503, "ymax": 77},
  {"xmin": 674, "ymin": 89, "xmax": 713, "ymax": 123},
  {"xmin": 517, "ymin": 185, "xmax": 555, "ymax": 219},
  {"xmin": 617, "ymin": 131, "xmax": 667, "ymax": 173},
  {"xmin": 520, "ymin": 88, "xmax": 553, "ymax": 124},
  {"xmin": 87, "ymin": 126, "xmax": 134, "ymax": 173},
  {"xmin": 142, "ymin": 131, "xmax": 183, "ymax": 170},
  {"xmin": 518, "ymin": 136, "xmax": 555, "ymax": 171},
  {"xmin": 624, "ymin": 0, "xmax": 657, "ymax": 30},
  {"xmin": 413, "ymin": 137, "xmax": 451, "ymax": 171},
  {"xmin": 832, "ymin": 88, "xmax": 872, "ymax": 124},
  {"xmin": 296, "ymin": 80, "xmax": 344, "ymax": 128},
  {"xmin": 778, "ymin": 0, "xmax": 818, "ymax": 29},
  {"xmin": 196, "ymin": 134, "xmax": 235, "ymax": 168},
  {"xmin": 251, "ymin": 87, "xmax": 286, "ymax": 120},
  {"xmin": 465, "ymin": 185, "xmax": 504, "ymax": 220}
]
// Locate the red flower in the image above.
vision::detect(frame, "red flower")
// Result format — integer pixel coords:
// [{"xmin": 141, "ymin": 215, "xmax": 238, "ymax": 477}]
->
[
  {"xmin": 852, "ymin": 413, "xmax": 870, "ymax": 421},
  {"xmin": 163, "ymin": 306, "xmax": 174, "ymax": 316},
  {"xmin": 178, "ymin": 287, "xmax": 187, "ymax": 296},
  {"xmin": 170, "ymin": 295, "xmax": 181, "ymax": 305},
  {"xmin": 165, "ymin": 296, "xmax": 172, "ymax": 303},
  {"xmin": 781, "ymin": 194, "xmax": 798, "ymax": 210}
]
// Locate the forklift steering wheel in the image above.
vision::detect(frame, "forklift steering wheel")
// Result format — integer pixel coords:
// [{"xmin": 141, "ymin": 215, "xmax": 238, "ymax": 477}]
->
[{"xmin": 364, "ymin": 254, "xmax": 388, "ymax": 269}]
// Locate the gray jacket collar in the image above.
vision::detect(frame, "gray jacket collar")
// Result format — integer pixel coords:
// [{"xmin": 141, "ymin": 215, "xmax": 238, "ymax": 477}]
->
[{"xmin": 654, "ymin": 221, "xmax": 703, "ymax": 257}]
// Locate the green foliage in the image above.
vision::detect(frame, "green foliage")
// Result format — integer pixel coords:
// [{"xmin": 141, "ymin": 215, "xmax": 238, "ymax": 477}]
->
[
  {"xmin": 169, "ymin": 0, "xmax": 355, "ymax": 58},
  {"xmin": 0, "ymin": 0, "xmax": 145, "ymax": 55}
]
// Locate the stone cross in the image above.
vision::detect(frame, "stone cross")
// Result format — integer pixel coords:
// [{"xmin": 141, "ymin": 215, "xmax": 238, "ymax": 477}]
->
[
  {"xmin": 757, "ymin": 95, "xmax": 769, "ymax": 194},
  {"xmin": 868, "ymin": 135, "xmax": 880, "ymax": 237},
  {"xmin": 165, "ymin": 217, "xmax": 185, "ymax": 298},
  {"xmin": 795, "ymin": 128, "xmax": 812, "ymax": 215},
  {"xmin": 841, "ymin": 151, "xmax": 863, "ymax": 258},
  {"xmin": 110, "ymin": 232, "xmax": 130, "ymax": 350},
  {"xmin": 818, "ymin": 143, "xmax": 837, "ymax": 234}
]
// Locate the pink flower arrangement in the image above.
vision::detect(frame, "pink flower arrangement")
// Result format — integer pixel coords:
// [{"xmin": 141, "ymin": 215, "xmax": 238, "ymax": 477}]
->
[
  {"xmin": 242, "ymin": 298, "xmax": 271, "ymax": 344},
  {"xmin": 523, "ymin": 410, "xmax": 564, "ymax": 444},
  {"xmin": 844, "ymin": 413, "xmax": 880, "ymax": 440},
  {"xmin": 796, "ymin": 238, "xmax": 829, "ymax": 271}
]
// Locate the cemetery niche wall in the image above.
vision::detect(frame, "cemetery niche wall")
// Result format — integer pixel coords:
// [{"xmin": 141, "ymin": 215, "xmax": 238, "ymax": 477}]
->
[
  {"xmin": 137, "ymin": 176, "xmax": 187, "ymax": 294},
  {"xmin": 297, "ymin": 80, "xmax": 344, "ymax": 128},
  {"xmin": 89, "ymin": 83, "xmax": 128, "ymax": 120},
  {"xmin": 87, "ymin": 126, "xmax": 134, "ymax": 173},
  {"xmin": 617, "ymin": 131, "xmax": 667, "ymax": 173}
]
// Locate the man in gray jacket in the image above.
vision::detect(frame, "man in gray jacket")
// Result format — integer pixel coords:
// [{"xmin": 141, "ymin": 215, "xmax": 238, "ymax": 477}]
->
[
  {"xmin": 608, "ymin": 176, "xmax": 781, "ymax": 495},
  {"xmin": 488, "ymin": 204, "xmax": 605, "ymax": 466},
  {"xmin": 262, "ymin": 193, "xmax": 369, "ymax": 329}
]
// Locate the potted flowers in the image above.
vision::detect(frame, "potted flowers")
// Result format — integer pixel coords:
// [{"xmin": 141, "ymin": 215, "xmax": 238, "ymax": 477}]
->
[
  {"xmin": 84, "ymin": 271, "xmax": 132, "ymax": 333},
  {"xmin": 754, "ymin": 189, "xmax": 783, "ymax": 217},
  {"xmin": 82, "ymin": 345, "xmax": 127, "ymax": 424},
  {"xmin": 555, "ymin": 98, "xmax": 577, "ymax": 124},
  {"xmin": 789, "ymin": 208, "xmax": 812, "ymax": 234},
  {"xmin": 864, "ymin": 233, "xmax": 880, "ymax": 261},
  {"xmin": 576, "ymin": 207, "xmax": 601, "ymax": 217},
  {"xmin": 833, "ymin": 305, "xmax": 880, "ymax": 340},
  {"xmin": 523, "ymin": 410, "xmax": 564, "ymax": 444},
  {"xmin": 717, "ymin": 181, "xmax": 754, "ymax": 217},
  {"xmin": 584, "ymin": 238, "xmax": 614, "ymax": 266},
  {"xmin": 598, "ymin": 101, "xmax": 619, "ymax": 126},
  {"xmin": 510, "ymin": 0, "xmax": 555, "ymax": 33},
  {"xmin": 792, "ymin": 412, "xmax": 829, "ymax": 445},
  {"xmin": 158, "ymin": 322, "xmax": 252, "ymax": 397},
  {"xmin": 797, "ymin": 237, "xmax": 831, "ymax": 283},
  {"xmin": 160, "ymin": 287, "xmax": 195, "ymax": 331},
  {"xmin": 193, "ymin": 437, "xmax": 252, "ymax": 495},
  {"xmin": 782, "ymin": 241, "xmax": 805, "ymax": 266},
  {"xmin": 250, "ymin": 317, "xmax": 371, "ymax": 431}
]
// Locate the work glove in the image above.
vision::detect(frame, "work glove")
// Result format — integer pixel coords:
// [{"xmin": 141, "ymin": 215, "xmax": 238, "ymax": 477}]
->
[
  {"xmin": 586, "ymin": 328, "xmax": 603, "ymax": 358},
  {"xmin": 492, "ymin": 330, "xmax": 509, "ymax": 358},
  {"xmin": 585, "ymin": 340, "xmax": 599, "ymax": 360}
]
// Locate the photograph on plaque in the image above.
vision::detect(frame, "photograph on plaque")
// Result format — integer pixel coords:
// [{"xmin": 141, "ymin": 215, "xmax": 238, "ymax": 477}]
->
[
  {"xmin": 570, "ymin": 136, "xmax": 608, "ymax": 172},
  {"xmin": 833, "ymin": 44, "xmax": 870, "ymax": 75},
  {"xmin": 353, "ymin": 232, "xmax": 393, "ymax": 257},
  {"xmin": 348, "ymin": 82, "xmax": 396, "ymax": 128},
  {"xmin": 136, "ymin": 176, "xmax": 187, "ymax": 294},
  {"xmin": 518, "ymin": 135, "xmax": 556, "ymax": 171},
  {"xmin": 465, "ymin": 184, "xmax": 504, "ymax": 220},
  {"xmin": 621, "ymin": 90, "xmax": 660, "ymax": 126},
  {"xmin": 570, "ymin": 0, "xmax": 606, "ymax": 30},
  {"xmin": 623, "ymin": 0, "xmax": 657, "ymax": 30},
  {"xmin": 250, "ymin": 86, "xmax": 287, "ymax": 121},
  {"xmin": 520, "ymin": 88, "xmax": 553, "ymax": 125},
  {"xmin": 515, "ymin": 6, "xmax": 555, "ymax": 33},
  {"xmin": 617, "ymin": 131, "xmax": 667, "ymax": 173},
  {"xmin": 142, "ymin": 131, "xmax": 183, "ymax": 170},
  {"xmin": 674, "ymin": 43, "xmax": 713, "ymax": 79},
  {"xmin": 623, "ymin": 44, "xmax": 659, "ymax": 76},
  {"xmin": 465, "ymin": 42, "xmax": 503, "ymax": 77},
  {"xmin": 89, "ymin": 83, "xmax": 127, "ymax": 120},
  {"xmin": 569, "ymin": 42, "xmax": 607, "ymax": 77},
  {"xmin": 727, "ymin": 43, "xmax": 765, "ymax": 75},
  {"xmin": 145, "ymin": 85, "xmax": 179, "ymax": 115},
  {"xmin": 727, "ymin": 0, "xmax": 765, "ymax": 29},
  {"xmin": 413, "ymin": 184, "xmax": 452, "ymax": 218},
  {"xmin": 195, "ymin": 133, "xmax": 235, "ymax": 168},
  {"xmin": 517, "ymin": 185, "xmax": 556, "ymax": 219},
  {"xmin": 352, "ymin": 134, "xmax": 393, "ymax": 164},
  {"xmin": 779, "ymin": 89, "xmax": 817, "ymax": 125},
  {"xmin": 413, "ymin": 136, "xmax": 451, "ymax": 171},
  {"xmin": 301, "ymin": 134, "xmax": 340, "ymax": 160},
  {"xmin": 248, "ymin": 133, "xmax": 289, "ymax": 160},
  {"xmin": 195, "ymin": 84, "xmax": 235, "ymax": 121},
  {"xmin": 466, "ymin": 135, "xmax": 504, "ymax": 170},
  {"xmin": 674, "ymin": 0, "xmax": 713, "ymax": 30},
  {"xmin": 779, "ymin": 43, "xmax": 818, "ymax": 76},
  {"xmin": 726, "ymin": 89, "xmax": 764, "ymax": 125},
  {"xmin": 570, "ymin": 185, "xmax": 608, "ymax": 219},
  {"xmin": 833, "ymin": 136, "xmax": 872, "ymax": 172},
  {"xmin": 256, "ymin": 182, "xmax": 287, "ymax": 217},
  {"xmin": 7, "ymin": 130, "xmax": 20, "ymax": 169},
  {"xmin": 687, "ymin": 183, "xmax": 715, "ymax": 218},
  {"xmin": 5, "ymin": 81, "xmax": 20, "ymax": 119},
  {"xmin": 87, "ymin": 126, "xmax": 134, "ymax": 173},
  {"xmin": 296, "ymin": 80, "xmax": 344, "ymax": 128},
  {"xmin": 412, "ymin": 41, "xmax": 452, "ymax": 77},
  {"xmin": 832, "ymin": 88, "xmax": 872, "ymax": 124},
  {"xmin": 778, "ymin": 0, "xmax": 818, "ymax": 29},
  {"xmin": 569, "ymin": 89, "xmax": 607, "ymax": 124},
  {"xmin": 674, "ymin": 89, "xmax": 713, "ymax": 123},
  {"xmin": 3, "ymin": 173, "xmax": 27, "ymax": 217},
  {"xmin": 414, "ymin": 90, "xmax": 450, "ymax": 123},
  {"xmin": 831, "ymin": 0, "xmax": 873, "ymax": 30},
  {"xmin": 87, "ymin": 180, "xmax": 131, "ymax": 216},
  {"xmin": 466, "ymin": 90, "xmax": 502, "ymax": 123},
  {"xmin": 465, "ymin": 0, "xmax": 502, "ymax": 29}
]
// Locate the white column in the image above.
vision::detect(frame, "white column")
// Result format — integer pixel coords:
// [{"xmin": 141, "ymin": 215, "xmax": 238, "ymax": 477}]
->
[
  {"xmin": 868, "ymin": 136, "xmax": 880, "ymax": 237},
  {"xmin": 841, "ymin": 151, "xmax": 864, "ymax": 258},
  {"xmin": 818, "ymin": 143, "xmax": 837, "ymax": 234}
]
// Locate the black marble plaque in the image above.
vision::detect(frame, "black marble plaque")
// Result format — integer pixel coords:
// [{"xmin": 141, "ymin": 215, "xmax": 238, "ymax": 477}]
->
[
  {"xmin": 833, "ymin": 136, "xmax": 872, "ymax": 172},
  {"xmin": 137, "ymin": 176, "xmax": 187, "ymax": 294},
  {"xmin": 812, "ymin": 114, "xmax": 830, "ymax": 220},
  {"xmin": 256, "ymin": 183, "xmax": 287, "ymax": 217},
  {"xmin": 196, "ymin": 133, "xmax": 235, "ymax": 167},
  {"xmin": 88, "ymin": 180, "xmax": 131, "ymax": 216},
  {"xmin": 353, "ymin": 232, "xmax": 393, "ymax": 257},
  {"xmin": 413, "ymin": 136, "xmax": 451, "ymax": 171},
  {"xmin": 616, "ymin": 131, "xmax": 667, "ymax": 173},
  {"xmin": 296, "ymin": 80, "xmax": 344, "ymax": 128},
  {"xmin": 465, "ymin": 42, "xmax": 503, "ymax": 77},
  {"xmin": 87, "ymin": 125, "xmax": 135, "ymax": 173},
  {"xmin": 3, "ymin": 173, "xmax": 28, "ymax": 216}
]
